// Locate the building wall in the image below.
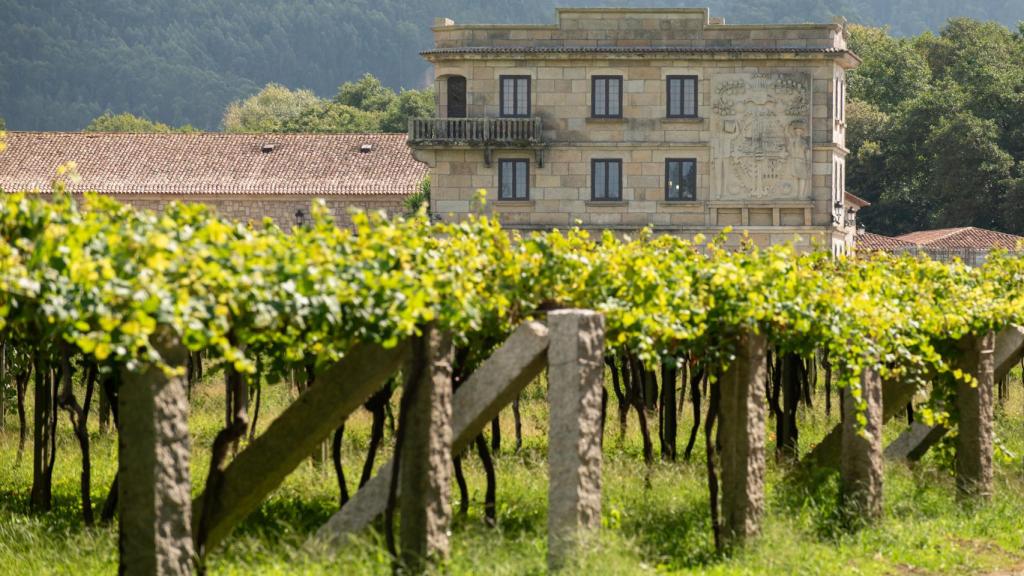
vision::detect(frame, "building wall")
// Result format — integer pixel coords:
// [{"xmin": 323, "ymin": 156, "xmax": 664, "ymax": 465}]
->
[
  {"xmin": 102, "ymin": 195, "xmax": 407, "ymax": 230},
  {"xmin": 418, "ymin": 9, "xmax": 856, "ymax": 249},
  {"xmin": 432, "ymin": 9, "xmax": 847, "ymax": 51}
]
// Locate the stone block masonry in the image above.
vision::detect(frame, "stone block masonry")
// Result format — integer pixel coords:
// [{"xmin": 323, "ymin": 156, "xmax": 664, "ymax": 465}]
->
[
  {"xmin": 546, "ymin": 310, "xmax": 605, "ymax": 570},
  {"xmin": 417, "ymin": 7, "xmax": 858, "ymax": 251},
  {"xmin": 111, "ymin": 194, "xmax": 405, "ymax": 231}
]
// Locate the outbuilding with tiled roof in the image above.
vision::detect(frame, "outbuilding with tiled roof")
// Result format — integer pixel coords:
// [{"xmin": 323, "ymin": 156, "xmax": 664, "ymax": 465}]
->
[
  {"xmin": 855, "ymin": 231, "xmax": 917, "ymax": 252},
  {"xmin": 0, "ymin": 132, "xmax": 428, "ymax": 228},
  {"xmin": 896, "ymin": 227, "xmax": 1024, "ymax": 251}
]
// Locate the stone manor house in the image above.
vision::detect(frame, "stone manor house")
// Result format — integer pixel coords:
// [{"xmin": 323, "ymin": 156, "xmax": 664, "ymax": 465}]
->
[
  {"xmin": 1, "ymin": 7, "xmax": 866, "ymax": 252},
  {"xmin": 409, "ymin": 8, "xmax": 862, "ymax": 253}
]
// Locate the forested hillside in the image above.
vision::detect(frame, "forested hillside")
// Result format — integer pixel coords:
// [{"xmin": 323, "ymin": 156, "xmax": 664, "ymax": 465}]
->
[{"xmin": 1, "ymin": 0, "xmax": 1020, "ymax": 130}]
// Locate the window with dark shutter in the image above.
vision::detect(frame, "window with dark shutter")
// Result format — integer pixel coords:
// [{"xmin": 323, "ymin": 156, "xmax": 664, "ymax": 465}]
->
[
  {"xmin": 665, "ymin": 159, "xmax": 697, "ymax": 201},
  {"xmin": 591, "ymin": 76, "xmax": 622, "ymax": 118},
  {"xmin": 666, "ymin": 75, "xmax": 698, "ymax": 118},
  {"xmin": 500, "ymin": 75, "xmax": 531, "ymax": 117},
  {"xmin": 499, "ymin": 159, "xmax": 529, "ymax": 200},
  {"xmin": 591, "ymin": 159, "xmax": 622, "ymax": 201}
]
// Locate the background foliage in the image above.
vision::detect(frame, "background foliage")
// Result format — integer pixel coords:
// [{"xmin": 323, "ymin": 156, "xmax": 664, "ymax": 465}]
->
[
  {"xmin": 0, "ymin": 0, "xmax": 1019, "ymax": 131},
  {"xmin": 846, "ymin": 20, "xmax": 1024, "ymax": 235}
]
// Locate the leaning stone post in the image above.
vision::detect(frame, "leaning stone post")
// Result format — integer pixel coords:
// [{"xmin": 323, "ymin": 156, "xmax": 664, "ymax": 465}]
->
[
  {"xmin": 954, "ymin": 332, "xmax": 995, "ymax": 500},
  {"xmin": 718, "ymin": 329, "xmax": 767, "ymax": 548},
  {"xmin": 398, "ymin": 324, "xmax": 455, "ymax": 571},
  {"xmin": 547, "ymin": 310, "xmax": 605, "ymax": 571},
  {"xmin": 841, "ymin": 366, "xmax": 883, "ymax": 522},
  {"xmin": 118, "ymin": 325, "xmax": 193, "ymax": 575}
]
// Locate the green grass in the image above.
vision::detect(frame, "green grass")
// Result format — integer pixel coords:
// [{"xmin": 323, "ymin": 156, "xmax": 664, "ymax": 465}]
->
[{"xmin": 1, "ymin": 370, "xmax": 1023, "ymax": 575}]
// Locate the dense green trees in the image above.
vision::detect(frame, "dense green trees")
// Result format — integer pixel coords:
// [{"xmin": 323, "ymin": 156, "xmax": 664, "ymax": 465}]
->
[
  {"xmin": 846, "ymin": 20, "xmax": 1024, "ymax": 235},
  {"xmin": 220, "ymin": 74, "xmax": 433, "ymax": 133},
  {"xmin": 84, "ymin": 112, "xmax": 198, "ymax": 133},
  {"xmin": 1, "ymin": 1, "xmax": 1018, "ymax": 131},
  {"xmin": 221, "ymin": 84, "xmax": 321, "ymax": 133}
]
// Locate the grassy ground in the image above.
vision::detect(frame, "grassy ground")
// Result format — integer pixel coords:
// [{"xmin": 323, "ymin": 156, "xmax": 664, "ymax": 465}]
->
[{"xmin": 1, "ymin": 368, "xmax": 1023, "ymax": 575}]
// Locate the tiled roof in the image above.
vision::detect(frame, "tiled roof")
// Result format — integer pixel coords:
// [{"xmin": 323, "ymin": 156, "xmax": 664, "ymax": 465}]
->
[
  {"xmin": 0, "ymin": 132, "xmax": 427, "ymax": 197},
  {"xmin": 897, "ymin": 227, "xmax": 1024, "ymax": 251},
  {"xmin": 423, "ymin": 46, "xmax": 851, "ymax": 56},
  {"xmin": 855, "ymin": 232, "xmax": 916, "ymax": 251}
]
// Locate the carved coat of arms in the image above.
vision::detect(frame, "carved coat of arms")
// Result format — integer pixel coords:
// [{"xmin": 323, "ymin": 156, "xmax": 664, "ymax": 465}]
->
[{"xmin": 711, "ymin": 73, "xmax": 811, "ymax": 200}]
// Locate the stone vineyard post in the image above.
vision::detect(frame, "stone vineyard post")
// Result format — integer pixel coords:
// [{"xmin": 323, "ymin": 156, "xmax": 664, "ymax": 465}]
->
[
  {"xmin": 118, "ymin": 325, "xmax": 193, "ymax": 575},
  {"xmin": 954, "ymin": 331, "xmax": 995, "ymax": 500},
  {"xmin": 546, "ymin": 310, "xmax": 605, "ymax": 571},
  {"xmin": 398, "ymin": 324, "xmax": 455, "ymax": 571},
  {"xmin": 841, "ymin": 366, "xmax": 883, "ymax": 522},
  {"xmin": 718, "ymin": 329, "xmax": 768, "ymax": 548}
]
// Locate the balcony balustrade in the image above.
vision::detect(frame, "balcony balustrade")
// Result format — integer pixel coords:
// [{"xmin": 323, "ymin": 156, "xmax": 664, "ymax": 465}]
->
[{"xmin": 408, "ymin": 117, "xmax": 543, "ymax": 147}]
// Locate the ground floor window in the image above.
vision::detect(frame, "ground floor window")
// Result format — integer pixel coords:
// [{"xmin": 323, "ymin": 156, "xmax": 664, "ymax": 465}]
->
[
  {"xmin": 499, "ymin": 159, "xmax": 529, "ymax": 200},
  {"xmin": 591, "ymin": 159, "xmax": 622, "ymax": 200},
  {"xmin": 665, "ymin": 158, "xmax": 697, "ymax": 201}
]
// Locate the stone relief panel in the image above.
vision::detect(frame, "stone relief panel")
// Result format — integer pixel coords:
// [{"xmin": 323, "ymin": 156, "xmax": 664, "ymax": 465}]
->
[{"xmin": 711, "ymin": 72, "xmax": 811, "ymax": 201}]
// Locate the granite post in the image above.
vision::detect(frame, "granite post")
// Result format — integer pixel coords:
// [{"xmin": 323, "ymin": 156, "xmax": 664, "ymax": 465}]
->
[
  {"xmin": 718, "ymin": 330, "xmax": 767, "ymax": 547},
  {"xmin": 546, "ymin": 310, "xmax": 605, "ymax": 570},
  {"xmin": 118, "ymin": 326, "xmax": 192, "ymax": 575}
]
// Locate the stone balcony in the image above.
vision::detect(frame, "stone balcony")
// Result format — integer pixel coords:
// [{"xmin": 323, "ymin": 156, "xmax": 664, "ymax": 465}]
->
[
  {"xmin": 408, "ymin": 117, "xmax": 543, "ymax": 148},
  {"xmin": 408, "ymin": 117, "xmax": 545, "ymax": 166}
]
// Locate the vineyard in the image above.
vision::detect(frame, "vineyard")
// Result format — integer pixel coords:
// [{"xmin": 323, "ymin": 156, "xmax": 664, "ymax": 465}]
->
[{"xmin": 1, "ymin": 189, "xmax": 1024, "ymax": 574}]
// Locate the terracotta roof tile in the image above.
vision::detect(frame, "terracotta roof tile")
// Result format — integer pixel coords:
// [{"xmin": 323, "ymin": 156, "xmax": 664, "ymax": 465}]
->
[
  {"xmin": 0, "ymin": 132, "xmax": 427, "ymax": 197},
  {"xmin": 896, "ymin": 227, "xmax": 1024, "ymax": 251},
  {"xmin": 855, "ymin": 232, "xmax": 917, "ymax": 251}
]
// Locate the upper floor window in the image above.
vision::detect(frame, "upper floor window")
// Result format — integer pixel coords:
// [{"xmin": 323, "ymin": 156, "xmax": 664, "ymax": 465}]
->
[
  {"xmin": 665, "ymin": 159, "xmax": 697, "ymax": 201},
  {"xmin": 499, "ymin": 159, "xmax": 529, "ymax": 200},
  {"xmin": 591, "ymin": 76, "xmax": 622, "ymax": 118},
  {"xmin": 500, "ymin": 75, "xmax": 531, "ymax": 117},
  {"xmin": 666, "ymin": 75, "xmax": 698, "ymax": 118},
  {"xmin": 591, "ymin": 159, "xmax": 622, "ymax": 201},
  {"xmin": 835, "ymin": 78, "xmax": 846, "ymax": 123}
]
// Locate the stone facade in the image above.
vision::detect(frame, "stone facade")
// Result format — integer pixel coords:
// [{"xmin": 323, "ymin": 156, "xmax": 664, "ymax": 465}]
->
[
  {"xmin": 107, "ymin": 194, "xmax": 406, "ymax": 230},
  {"xmin": 411, "ymin": 8, "xmax": 860, "ymax": 252}
]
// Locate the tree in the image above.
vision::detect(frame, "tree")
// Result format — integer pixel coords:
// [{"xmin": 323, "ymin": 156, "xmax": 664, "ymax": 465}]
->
[
  {"xmin": 380, "ymin": 88, "xmax": 434, "ymax": 133},
  {"xmin": 923, "ymin": 111, "xmax": 1014, "ymax": 229},
  {"xmin": 844, "ymin": 99, "xmax": 891, "ymax": 207},
  {"xmin": 281, "ymin": 101, "xmax": 380, "ymax": 133},
  {"xmin": 222, "ymin": 83, "xmax": 320, "ymax": 133},
  {"xmin": 84, "ymin": 112, "xmax": 197, "ymax": 133},
  {"xmin": 847, "ymin": 25, "xmax": 931, "ymax": 112},
  {"xmin": 335, "ymin": 73, "xmax": 397, "ymax": 113}
]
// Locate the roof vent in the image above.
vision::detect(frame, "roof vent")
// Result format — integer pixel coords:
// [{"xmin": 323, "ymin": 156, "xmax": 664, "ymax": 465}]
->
[
  {"xmin": 360, "ymin": 143, "xmax": 373, "ymax": 153},
  {"xmin": 261, "ymin": 143, "xmax": 275, "ymax": 153}
]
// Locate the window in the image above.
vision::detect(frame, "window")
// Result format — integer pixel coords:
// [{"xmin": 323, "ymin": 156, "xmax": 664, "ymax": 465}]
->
[
  {"xmin": 665, "ymin": 159, "xmax": 697, "ymax": 201},
  {"xmin": 591, "ymin": 159, "xmax": 622, "ymax": 201},
  {"xmin": 500, "ymin": 75, "xmax": 530, "ymax": 117},
  {"xmin": 591, "ymin": 76, "xmax": 622, "ymax": 118},
  {"xmin": 499, "ymin": 159, "xmax": 529, "ymax": 200},
  {"xmin": 667, "ymin": 75, "xmax": 698, "ymax": 118},
  {"xmin": 835, "ymin": 78, "xmax": 845, "ymax": 123}
]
